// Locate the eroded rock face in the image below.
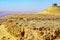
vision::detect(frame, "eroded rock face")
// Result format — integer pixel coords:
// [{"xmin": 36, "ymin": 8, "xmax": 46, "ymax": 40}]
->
[{"xmin": 0, "ymin": 14, "xmax": 60, "ymax": 40}]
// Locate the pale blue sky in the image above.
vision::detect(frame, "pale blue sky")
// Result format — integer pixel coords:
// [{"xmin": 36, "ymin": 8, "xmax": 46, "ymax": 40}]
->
[{"xmin": 0, "ymin": 0, "xmax": 60, "ymax": 12}]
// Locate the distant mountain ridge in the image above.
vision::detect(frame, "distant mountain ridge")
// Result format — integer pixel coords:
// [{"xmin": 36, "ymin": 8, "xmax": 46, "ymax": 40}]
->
[{"xmin": 0, "ymin": 11, "xmax": 35, "ymax": 17}]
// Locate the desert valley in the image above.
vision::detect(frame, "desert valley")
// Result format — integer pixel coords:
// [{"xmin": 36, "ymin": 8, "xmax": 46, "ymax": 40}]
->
[{"xmin": 0, "ymin": 4, "xmax": 60, "ymax": 40}]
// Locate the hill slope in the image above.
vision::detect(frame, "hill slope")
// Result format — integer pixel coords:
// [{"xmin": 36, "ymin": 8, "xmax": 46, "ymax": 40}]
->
[{"xmin": 36, "ymin": 4, "xmax": 60, "ymax": 14}]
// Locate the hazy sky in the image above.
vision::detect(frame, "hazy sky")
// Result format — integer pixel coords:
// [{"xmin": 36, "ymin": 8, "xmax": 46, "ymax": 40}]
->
[{"xmin": 0, "ymin": 0, "xmax": 60, "ymax": 12}]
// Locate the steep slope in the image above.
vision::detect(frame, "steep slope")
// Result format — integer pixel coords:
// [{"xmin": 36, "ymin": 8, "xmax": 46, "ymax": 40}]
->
[{"xmin": 0, "ymin": 25, "xmax": 16, "ymax": 40}]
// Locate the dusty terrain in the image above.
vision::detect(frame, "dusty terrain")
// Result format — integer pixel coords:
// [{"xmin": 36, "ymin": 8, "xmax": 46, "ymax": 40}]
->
[{"xmin": 0, "ymin": 14, "xmax": 60, "ymax": 40}]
